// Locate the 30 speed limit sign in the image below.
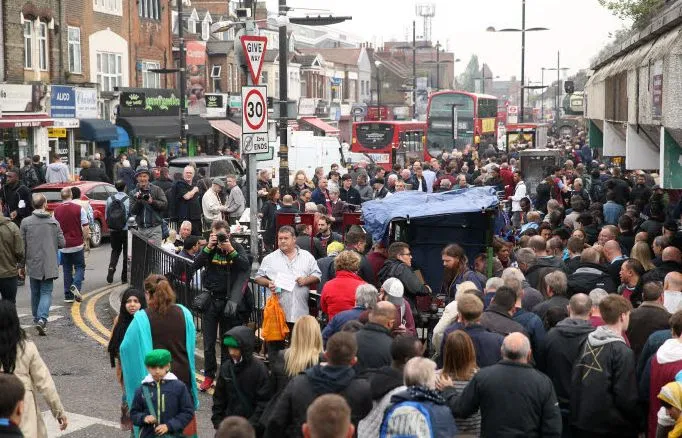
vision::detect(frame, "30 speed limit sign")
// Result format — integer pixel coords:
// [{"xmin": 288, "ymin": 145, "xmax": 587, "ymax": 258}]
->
[{"xmin": 241, "ymin": 85, "xmax": 269, "ymax": 154}]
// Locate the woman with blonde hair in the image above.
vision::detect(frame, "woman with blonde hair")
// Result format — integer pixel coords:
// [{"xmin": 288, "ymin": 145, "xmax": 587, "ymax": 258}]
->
[
  {"xmin": 438, "ymin": 330, "xmax": 481, "ymax": 437},
  {"xmin": 270, "ymin": 315, "xmax": 323, "ymax": 393},
  {"xmin": 120, "ymin": 274, "xmax": 199, "ymax": 437},
  {"xmin": 631, "ymin": 241, "xmax": 655, "ymax": 271}
]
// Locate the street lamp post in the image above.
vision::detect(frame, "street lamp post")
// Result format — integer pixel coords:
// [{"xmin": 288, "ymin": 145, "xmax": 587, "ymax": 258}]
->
[
  {"xmin": 487, "ymin": 0, "xmax": 548, "ymax": 123},
  {"xmin": 424, "ymin": 42, "xmax": 454, "ymax": 92},
  {"xmin": 543, "ymin": 51, "xmax": 569, "ymax": 130},
  {"xmin": 541, "ymin": 67, "xmax": 545, "ymax": 120},
  {"xmin": 375, "ymin": 60, "xmax": 381, "ymax": 121}
]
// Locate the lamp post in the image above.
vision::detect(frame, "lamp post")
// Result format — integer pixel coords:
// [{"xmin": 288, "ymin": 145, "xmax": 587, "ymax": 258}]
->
[
  {"xmin": 487, "ymin": 0, "xmax": 548, "ymax": 123},
  {"xmin": 544, "ymin": 51, "xmax": 569, "ymax": 129},
  {"xmin": 423, "ymin": 41, "xmax": 454, "ymax": 92},
  {"xmin": 149, "ymin": 67, "xmax": 186, "ymax": 147},
  {"xmin": 395, "ymin": 22, "xmax": 431, "ymax": 118},
  {"xmin": 541, "ymin": 67, "xmax": 545, "ymax": 120},
  {"xmin": 374, "ymin": 60, "xmax": 382, "ymax": 121}
]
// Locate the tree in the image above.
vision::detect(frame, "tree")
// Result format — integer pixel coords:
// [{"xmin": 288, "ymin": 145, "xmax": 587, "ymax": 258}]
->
[
  {"xmin": 457, "ymin": 54, "xmax": 480, "ymax": 92},
  {"xmin": 598, "ymin": 0, "xmax": 665, "ymax": 25}
]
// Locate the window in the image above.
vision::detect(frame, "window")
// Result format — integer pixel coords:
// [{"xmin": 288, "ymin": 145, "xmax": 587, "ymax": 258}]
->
[
  {"xmin": 38, "ymin": 22, "xmax": 48, "ymax": 71},
  {"xmin": 139, "ymin": 0, "xmax": 159, "ymax": 20},
  {"xmin": 187, "ymin": 9, "xmax": 199, "ymax": 33},
  {"xmin": 23, "ymin": 21, "xmax": 32, "ymax": 68},
  {"xmin": 142, "ymin": 61, "xmax": 161, "ymax": 88},
  {"xmin": 201, "ymin": 21, "xmax": 209, "ymax": 41},
  {"xmin": 68, "ymin": 27, "xmax": 81, "ymax": 73},
  {"xmin": 93, "ymin": 0, "xmax": 122, "ymax": 15},
  {"xmin": 211, "ymin": 65, "xmax": 221, "ymax": 78},
  {"xmin": 96, "ymin": 52, "xmax": 122, "ymax": 92}
]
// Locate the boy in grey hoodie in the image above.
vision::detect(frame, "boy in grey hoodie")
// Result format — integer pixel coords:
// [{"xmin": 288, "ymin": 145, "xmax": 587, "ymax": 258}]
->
[{"xmin": 45, "ymin": 156, "xmax": 70, "ymax": 183}]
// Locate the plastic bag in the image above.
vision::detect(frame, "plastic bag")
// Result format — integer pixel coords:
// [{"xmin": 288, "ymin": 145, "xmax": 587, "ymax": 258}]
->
[{"xmin": 261, "ymin": 294, "xmax": 290, "ymax": 342}]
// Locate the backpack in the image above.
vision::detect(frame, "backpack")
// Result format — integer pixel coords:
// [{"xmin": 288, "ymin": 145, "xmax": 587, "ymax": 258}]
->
[
  {"xmin": 591, "ymin": 181, "xmax": 605, "ymax": 204},
  {"xmin": 106, "ymin": 194, "xmax": 128, "ymax": 230},
  {"xmin": 20, "ymin": 166, "xmax": 39, "ymax": 189},
  {"xmin": 379, "ymin": 401, "xmax": 434, "ymax": 438}
]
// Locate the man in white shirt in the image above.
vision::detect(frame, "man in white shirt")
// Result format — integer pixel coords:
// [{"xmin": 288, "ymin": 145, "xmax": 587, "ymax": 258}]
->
[
  {"xmin": 255, "ymin": 225, "xmax": 321, "ymax": 356},
  {"xmin": 509, "ymin": 170, "xmax": 527, "ymax": 228},
  {"xmin": 201, "ymin": 178, "xmax": 228, "ymax": 230}
]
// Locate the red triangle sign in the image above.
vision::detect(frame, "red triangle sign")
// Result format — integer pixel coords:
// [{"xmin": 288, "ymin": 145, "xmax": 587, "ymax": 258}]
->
[{"xmin": 240, "ymin": 35, "xmax": 268, "ymax": 85}]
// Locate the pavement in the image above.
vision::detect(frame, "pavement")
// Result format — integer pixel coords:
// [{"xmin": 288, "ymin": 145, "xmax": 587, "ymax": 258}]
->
[{"xmin": 15, "ymin": 242, "xmax": 217, "ymax": 437}]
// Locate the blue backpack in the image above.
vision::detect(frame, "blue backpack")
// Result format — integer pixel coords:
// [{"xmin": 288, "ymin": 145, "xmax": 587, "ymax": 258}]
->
[{"xmin": 379, "ymin": 401, "xmax": 434, "ymax": 438}]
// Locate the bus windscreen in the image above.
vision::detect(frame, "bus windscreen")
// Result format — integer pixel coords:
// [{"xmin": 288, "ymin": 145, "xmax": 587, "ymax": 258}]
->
[{"xmin": 355, "ymin": 123, "xmax": 395, "ymax": 149}]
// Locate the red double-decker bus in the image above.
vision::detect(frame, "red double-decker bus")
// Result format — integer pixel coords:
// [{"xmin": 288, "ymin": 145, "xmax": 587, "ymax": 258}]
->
[
  {"xmin": 351, "ymin": 121, "xmax": 426, "ymax": 171},
  {"xmin": 425, "ymin": 91, "xmax": 499, "ymax": 158}
]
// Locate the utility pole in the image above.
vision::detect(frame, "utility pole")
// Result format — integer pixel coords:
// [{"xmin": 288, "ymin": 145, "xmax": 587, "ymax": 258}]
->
[
  {"xmin": 520, "ymin": 0, "xmax": 525, "ymax": 123},
  {"xmin": 541, "ymin": 67, "xmax": 545, "ymax": 120},
  {"xmin": 435, "ymin": 41, "xmax": 440, "ymax": 91},
  {"xmin": 556, "ymin": 51, "xmax": 561, "ymax": 126},
  {"xmin": 178, "ymin": 0, "xmax": 187, "ymax": 148},
  {"xmin": 412, "ymin": 20, "xmax": 416, "ymax": 118},
  {"xmin": 278, "ymin": 0, "xmax": 289, "ymax": 195}
]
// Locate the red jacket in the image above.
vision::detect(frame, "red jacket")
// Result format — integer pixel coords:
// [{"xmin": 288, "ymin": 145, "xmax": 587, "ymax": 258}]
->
[
  {"xmin": 321, "ymin": 271, "xmax": 366, "ymax": 320},
  {"xmin": 648, "ymin": 342, "xmax": 682, "ymax": 438}
]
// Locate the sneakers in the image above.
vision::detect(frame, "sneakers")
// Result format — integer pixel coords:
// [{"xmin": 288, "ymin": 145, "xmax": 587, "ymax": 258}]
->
[
  {"xmin": 199, "ymin": 377, "xmax": 214, "ymax": 392},
  {"xmin": 69, "ymin": 285, "xmax": 82, "ymax": 303},
  {"xmin": 106, "ymin": 268, "xmax": 115, "ymax": 284},
  {"xmin": 63, "ymin": 298, "xmax": 74, "ymax": 304},
  {"xmin": 35, "ymin": 320, "xmax": 47, "ymax": 336}
]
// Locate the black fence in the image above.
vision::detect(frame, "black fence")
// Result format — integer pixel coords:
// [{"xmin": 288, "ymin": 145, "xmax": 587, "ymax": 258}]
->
[{"xmin": 129, "ymin": 230, "xmax": 266, "ymax": 334}]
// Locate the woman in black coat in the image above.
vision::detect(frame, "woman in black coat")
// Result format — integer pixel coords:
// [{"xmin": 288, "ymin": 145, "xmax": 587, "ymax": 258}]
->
[{"xmin": 260, "ymin": 187, "xmax": 280, "ymax": 251}]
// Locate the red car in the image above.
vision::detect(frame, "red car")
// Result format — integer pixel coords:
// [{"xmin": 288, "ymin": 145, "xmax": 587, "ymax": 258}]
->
[{"xmin": 32, "ymin": 181, "xmax": 118, "ymax": 247}]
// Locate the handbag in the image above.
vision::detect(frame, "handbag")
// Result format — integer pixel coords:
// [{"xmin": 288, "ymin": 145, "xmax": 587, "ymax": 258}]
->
[
  {"xmin": 191, "ymin": 289, "xmax": 212, "ymax": 313},
  {"xmin": 261, "ymin": 294, "xmax": 289, "ymax": 342}
]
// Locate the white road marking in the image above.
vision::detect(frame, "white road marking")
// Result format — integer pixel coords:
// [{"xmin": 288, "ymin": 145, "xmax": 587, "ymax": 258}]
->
[{"xmin": 42, "ymin": 411, "xmax": 121, "ymax": 436}]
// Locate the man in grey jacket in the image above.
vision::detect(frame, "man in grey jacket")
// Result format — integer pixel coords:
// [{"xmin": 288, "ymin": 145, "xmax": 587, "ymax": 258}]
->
[
  {"xmin": 225, "ymin": 174, "xmax": 245, "ymax": 225},
  {"xmin": 130, "ymin": 168, "xmax": 167, "ymax": 245},
  {"xmin": 19, "ymin": 193, "xmax": 65, "ymax": 335}
]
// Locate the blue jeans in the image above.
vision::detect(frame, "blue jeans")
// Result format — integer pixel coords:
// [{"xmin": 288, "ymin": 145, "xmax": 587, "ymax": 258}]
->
[
  {"xmin": 62, "ymin": 249, "xmax": 85, "ymax": 298},
  {"xmin": 30, "ymin": 278, "xmax": 53, "ymax": 323}
]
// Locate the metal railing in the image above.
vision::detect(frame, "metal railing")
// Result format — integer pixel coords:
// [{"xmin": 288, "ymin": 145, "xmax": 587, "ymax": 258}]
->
[{"xmin": 129, "ymin": 230, "xmax": 266, "ymax": 334}]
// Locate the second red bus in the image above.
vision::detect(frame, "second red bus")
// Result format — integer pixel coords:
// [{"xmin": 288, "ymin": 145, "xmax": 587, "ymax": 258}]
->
[{"xmin": 351, "ymin": 121, "xmax": 426, "ymax": 171}]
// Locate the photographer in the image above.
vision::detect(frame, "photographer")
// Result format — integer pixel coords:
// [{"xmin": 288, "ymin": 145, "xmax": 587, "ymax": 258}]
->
[
  {"xmin": 129, "ymin": 167, "xmax": 167, "ymax": 245},
  {"xmin": 191, "ymin": 220, "xmax": 250, "ymax": 392}
]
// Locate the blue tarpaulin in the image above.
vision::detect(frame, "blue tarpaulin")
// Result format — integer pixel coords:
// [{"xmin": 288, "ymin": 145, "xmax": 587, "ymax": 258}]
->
[{"xmin": 362, "ymin": 186, "xmax": 500, "ymax": 242}]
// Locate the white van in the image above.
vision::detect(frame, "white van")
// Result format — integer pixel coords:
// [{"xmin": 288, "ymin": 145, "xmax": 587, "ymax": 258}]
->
[{"xmin": 260, "ymin": 130, "xmax": 347, "ymax": 186}]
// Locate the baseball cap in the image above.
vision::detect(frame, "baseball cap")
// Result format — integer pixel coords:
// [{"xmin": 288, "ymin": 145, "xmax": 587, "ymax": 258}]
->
[
  {"xmin": 327, "ymin": 241, "xmax": 344, "ymax": 256},
  {"xmin": 212, "ymin": 177, "xmax": 225, "ymax": 188},
  {"xmin": 135, "ymin": 166, "xmax": 151, "ymax": 178},
  {"xmin": 381, "ymin": 278, "xmax": 404, "ymax": 307}
]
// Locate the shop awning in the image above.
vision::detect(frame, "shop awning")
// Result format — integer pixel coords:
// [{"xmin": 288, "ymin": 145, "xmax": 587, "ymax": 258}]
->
[
  {"xmin": 79, "ymin": 119, "xmax": 118, "ymax": 141},
  {"xmin": 209, "ymin": 119, "xmax": 242, "ymax": 140},
  {"xmin": 299, "ymin": 117, "xmax": 340, "ymax": 136},
  {"xmin": 117, "ymin": 116, "xmax": 180, "ymax": 140},
  {"xmin": 0, "ymin": 114, "xmax": 53, "ymax": 128},
  {"xmin": 110, "ymin": 126, "xmax": 131, "ymax": 149},
  {"xmin": 187, "ymin": 115, "xmax": 213, "ymax": 137}
]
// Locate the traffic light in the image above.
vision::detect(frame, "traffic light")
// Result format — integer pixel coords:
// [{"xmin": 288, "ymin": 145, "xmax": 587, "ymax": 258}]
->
[{"xmin": 564, "ymin": 80, "xmax": 575, "ymax": 95}]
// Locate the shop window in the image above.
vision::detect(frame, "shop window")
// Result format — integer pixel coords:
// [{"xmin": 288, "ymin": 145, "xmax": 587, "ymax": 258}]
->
[
  {"xmin": 68, "ymin": 27, "xmax": 81, "ymax": 74},
  {"xmin": 23, "ymin": 21, "xmax": 32, "ymax": 69},
  {"xmin": 142, "ymin": 61, "xmax": 161, "ymax": 88}
]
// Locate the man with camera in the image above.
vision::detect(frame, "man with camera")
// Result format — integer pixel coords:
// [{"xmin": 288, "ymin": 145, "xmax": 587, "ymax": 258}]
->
[
  {"xmin": 192, "ymin": 220, "xmax": 250, "ymax": 392},
  {"xmin": 129, "ymin": 167, "xmax": 167, "ymax": 245}
]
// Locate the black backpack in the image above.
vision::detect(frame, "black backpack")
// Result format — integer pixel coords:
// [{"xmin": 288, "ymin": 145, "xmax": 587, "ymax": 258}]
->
[
  {"xmin": 106, "ymin": 194, "xmax": 128, "ymax": 230},
  {"xmin": 20, "ymin": 166, "xmax": 39, "ymax": 189}
]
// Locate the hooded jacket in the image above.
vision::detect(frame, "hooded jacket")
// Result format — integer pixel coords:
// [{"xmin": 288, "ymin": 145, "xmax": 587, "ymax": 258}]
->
[
  {"xmin": 385, "ymin": 386, "xmax": 458, "ymax": 438},
  {"xmin": 357, "ymin": 366, "xmax": 405, "ymax": 438},
  {"xmin": 0, "ymin": 216, "xmax": 23, "ymax": 278},
  {"xmin": 646, "ymin": 338, "xmax": 682, "ymax": 438},
  {"xmin": 264, "ymin": 363, "xmax": 372, "ymax": 438},
  {"xmin": 538, "ymin": 318, "xmax": 594, "ymax": 408},
  {"xmin": 20, "ymin": 211, "xmax": 65, "ymax": 280},
  {"xmin": 479, "ymin": 303, "xmax": 527, "ymax": 337},
  {"xmin": 439, "ymin": 323, "xmax": 504, "ymax": 369},
  {"xmin": 355, "ymin": 322, "xmax": 393, "ymax": 373},
  {"xmin": 45, "ymin": 162, "xmax": 69, "ymax": 183},
  {"xmin": 571, "ymin": 326, "xmax": 639, "ymax": 435},
  {"xmin": 524, "ymin": 256, "xmax": 566, "ymax": 290},
  {"xmin": 378, "ymin": 259, "xmax": 431, "ymax": 310},
  {"xmin": 130, "ymin": 372, "xmax": 194, "ymax": 438},
  {"xmin": 212, "ymin": 326, "xmax": 271, "ymax": 429},
  {"xmin": 567, "ymin": 262, "xmax": 617, "ymax": 295},
  {"xmin": 0, "ymin": 181, "xmax": 32, "ymax": 224}
]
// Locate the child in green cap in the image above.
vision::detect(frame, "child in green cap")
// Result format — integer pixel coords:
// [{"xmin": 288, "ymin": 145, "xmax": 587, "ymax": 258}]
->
[{"xmin": 130, "ymin": 349, "xmax": 194, "ymax": 437}]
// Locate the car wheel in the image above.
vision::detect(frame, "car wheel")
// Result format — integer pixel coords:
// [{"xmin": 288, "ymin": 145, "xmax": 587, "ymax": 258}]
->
[{"xmin": 90, "ymin": 220, "xmax": 102, "ymax": 248}]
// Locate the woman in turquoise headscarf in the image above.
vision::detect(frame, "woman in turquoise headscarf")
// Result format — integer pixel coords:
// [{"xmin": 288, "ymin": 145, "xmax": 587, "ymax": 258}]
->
[{"xmin": 120, "ymin": 274, "xmax": 199, "ymax": 437}]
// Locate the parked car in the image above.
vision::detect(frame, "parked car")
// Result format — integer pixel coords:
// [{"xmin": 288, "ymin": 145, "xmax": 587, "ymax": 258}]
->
[
  {"xmin": 168, "ymin": 156, "xmax": 246, "ymax": 186},
  {"xmin": 32, "ymin": 181, "xmax": 117, "ymax": 247}
]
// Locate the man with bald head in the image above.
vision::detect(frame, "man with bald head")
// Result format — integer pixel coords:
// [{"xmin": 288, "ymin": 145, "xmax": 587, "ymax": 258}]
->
[
  {"xmin": 664, "ymin": 272, "xmax": 682, "ymax": 313},
  {"xmin": 603, "ymin": 239, "xmax": 627, "ymax": 287},
  {"xmin": 354, "ymin": 301, "xmax": 396, "ymax": 373},
  {"xmin": 643, "ymin": 246, "xmax": 682, "ymax": 284},
  {"xmin": 568, "ymin": 247, "xmax": 617, "ymax": 295},
  {"xmin": 538, "ymin": 293, "xmax": 594, "ymax": 437},
  {"xmin": 446, "ymin": 332, "xmax": 561, "ymax": 437}
]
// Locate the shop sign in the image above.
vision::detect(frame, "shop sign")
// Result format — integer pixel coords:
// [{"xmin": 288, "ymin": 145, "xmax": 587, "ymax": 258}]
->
[
  {"xmin": 50, "ymin": 86, "xmax": 76, "ymax": 118},
  {"xmin": 75, "ymin": 88, "xmax": 98, "ymax": 119},
  {"xmin": 47, "ymin": 127, "xmax": 67, "ymax": 138},
  {"xmin": 53, "ymin": 118, "xmax": 79, "ymax": 128},
  {"xmin": 0, "ymin": 84, "xmax": 33, "ymax": 112},
  {"xmin": 205, "ymin": 93, "xmax": 227, "ymax": 118},
  {"xmin": 298, "ymin": 98, "xmax": 318, "ymax": 116},
  {"xmin": 186, "ymin": 41, "xmax": 207, "ymax": 115},
  {"xmin": 118, "ymin": 88, "xmax": 181, "ymax": 117}
]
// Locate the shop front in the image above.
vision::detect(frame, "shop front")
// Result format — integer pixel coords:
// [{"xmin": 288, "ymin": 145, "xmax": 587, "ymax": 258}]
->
[
  {"xmin": 116, "ymin": 88, "xmax": 212, "ymax": 157},
  {"xmin": 0, "ymin": 84, "xmax": 52, "ymax": 165}
]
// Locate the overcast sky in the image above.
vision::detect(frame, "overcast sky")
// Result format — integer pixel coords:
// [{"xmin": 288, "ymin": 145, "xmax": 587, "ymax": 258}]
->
[{"xmin": 265, "ymin": 0, "xmax": 627, "ymax": 82}]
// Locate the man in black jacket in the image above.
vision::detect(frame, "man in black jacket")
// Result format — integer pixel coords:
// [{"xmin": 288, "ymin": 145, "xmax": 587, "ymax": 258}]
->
[
  {"xmin": 642, "ymin": 247, "xmax": 682, "ymax": 284},
  {"xmin": 532, "ymin": 270, "xmax": 570, "ymax": 321},
  {"xmin": 354, "ymin": 301, "xmax": 395, "ymax": 373},
  {"xmin": 264, "ymin": 332, "xmax": 372, "ymax": 438},
  {"xmin": 538, "ymin": 293, "xmax": 594, "ymax": 437},
  {"xmin": 0, "ymin": 170, "xmax": 32, "ymax": 227},
  {"xmin": 567, "ymin": 247, "xmax": 617, "ymax": 295},
  {"xmin": 378, "ymin": 242, "xmax": 431, "ymax": 311},
  {"xmin": 211, "ymin": 326, "xmax": 270, "ymax": 432},
  {"xmin": 446, "ymin": 332, "xmax": 562, "ymax": 437},
  {"xmin": 192, "ymin": 220, "xmax": 250, "ymax": 392},
  {"xmin": 295, "ymin": 223, "xmax": 325, "ymax": 260},
  {"xmin": 339, "ymin": 174, "xmax": 361, "ymax": 206},
  {"xmin": 626, "ymin": 281, "xmax": 670, "ymax": 360},
  {"xmin": 79, "ymin": 160, "xmax": 110, "ymax": 183},
  {"xmin": 480, "ymin": 286, "xmax": 526, "ymax": 337},
  {"xmin": 571, "ymin": 294, "xmax": 639, "ymax": 437},
  {"xmin": 169, "ymin": 165, "xmax": 202, "ymax": 235},
  {"xmin": 524, "ymin": 236, "xmax": 566, "ymax": 290}
]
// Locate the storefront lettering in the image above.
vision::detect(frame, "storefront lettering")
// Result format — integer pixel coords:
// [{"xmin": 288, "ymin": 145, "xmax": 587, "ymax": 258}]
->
[{"xmin": 145, "ymin": 94, "xmax": 180, "ymax": 112}]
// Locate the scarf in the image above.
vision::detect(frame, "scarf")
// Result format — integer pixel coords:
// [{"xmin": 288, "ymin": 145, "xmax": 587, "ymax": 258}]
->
[{"xmin": 107, "ymin": 288, "xmax": 147, "ymax": 367}]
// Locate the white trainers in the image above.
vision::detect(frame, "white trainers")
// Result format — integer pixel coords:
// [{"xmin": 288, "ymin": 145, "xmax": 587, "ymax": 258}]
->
[{"xmin": 69, "ymin": 285, "xmax": 83, "ymax": 303}]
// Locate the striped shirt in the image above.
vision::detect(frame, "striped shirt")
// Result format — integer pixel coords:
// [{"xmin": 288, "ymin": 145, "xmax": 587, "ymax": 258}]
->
[
  {"xmin": 256, "ymin": 247, "xmax": 321, "ymax": 322},
  {"xmin": 436, "ymin": 370, "xmax": 481, "ymax": 436}
]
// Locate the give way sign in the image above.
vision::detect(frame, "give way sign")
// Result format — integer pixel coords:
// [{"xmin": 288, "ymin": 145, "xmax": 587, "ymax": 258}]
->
[{"xmin": 240, "ymin": 35, "xmax": 267, "ymax": 85}]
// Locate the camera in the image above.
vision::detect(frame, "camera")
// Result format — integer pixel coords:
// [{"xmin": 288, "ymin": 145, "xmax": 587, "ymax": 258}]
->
[
  {"xmin": 216, "ymin": 232, "xmax": 228, "ymax": 243},
  {"xmin": 137, "ymin": 190, "xmax": 150, "ymax": 201}
]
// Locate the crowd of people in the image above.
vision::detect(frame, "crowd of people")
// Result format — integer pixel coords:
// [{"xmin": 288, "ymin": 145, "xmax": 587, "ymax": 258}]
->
[{"xmin": 1, "ymin": 134, "xmax": 682, "ymax": 437}]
